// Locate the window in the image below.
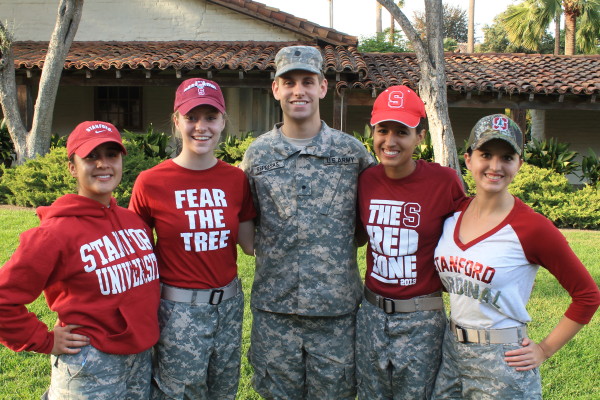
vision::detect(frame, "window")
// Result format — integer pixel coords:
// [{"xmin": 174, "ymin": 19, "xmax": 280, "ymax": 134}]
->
[{"xmin": 95, "ymin": 87, "xmax": 142, "ymax": 131}]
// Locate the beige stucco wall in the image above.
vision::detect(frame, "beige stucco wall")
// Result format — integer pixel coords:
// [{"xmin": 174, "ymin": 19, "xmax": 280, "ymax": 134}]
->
[{"xmin": 1, "ymin": 0, "xmax": 307, "ymax": 42}]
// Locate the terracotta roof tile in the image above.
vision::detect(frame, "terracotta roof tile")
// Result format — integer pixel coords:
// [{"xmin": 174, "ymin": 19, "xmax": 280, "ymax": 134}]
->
[
  {"xmin": 206, "ymin": 0, "xmax": 357, "ymax": 46},
  {"xmin": 12, "ymin": 41, "xmax": 365, "ymax": 76},
  {"xmin": 355, "ymin": 52, "xmax": 600, "ymax": 96},
  {"xmin": 10, "ymin": 42, "xmax": 600, "ymax": 97}
]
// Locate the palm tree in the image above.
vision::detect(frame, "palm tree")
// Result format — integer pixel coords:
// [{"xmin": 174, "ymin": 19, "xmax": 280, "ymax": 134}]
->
[
  {"xmin": 468, "ymin": 0, "xmax": 475, "ymax": 52},
  {"xmin": 501, "ymin": 0, "xmax": 600, "ymax": 55}
]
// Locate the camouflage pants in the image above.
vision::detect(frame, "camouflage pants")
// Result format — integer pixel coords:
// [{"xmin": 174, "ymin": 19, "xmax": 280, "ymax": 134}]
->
[
  {"xmin": 248, "ymin": 308, "xmax": 356, "ymax": 400},
  {"xmin": 356, "ymin": 300, "xmax": 446, "ymax": 400},
  {"xmin": 45, "ymin": 345, "xmax": 151, "ymax": 400},
  {"xmin": 151, "ymin": 291, "xmax": 244, "ymax": 400},
  {"xmin": 432, "ymin": 324, "xmax": 542, "ymax": 399}
]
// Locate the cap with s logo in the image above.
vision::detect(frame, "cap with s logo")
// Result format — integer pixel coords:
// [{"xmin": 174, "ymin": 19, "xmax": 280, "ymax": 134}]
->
[
  {"xmin": 67, "ymin": 121, "xmax": 127, "ymax": 158},
  {"xmin": 468, "ymin": 114, "xmax": 523, "ymax": 155},
  {"xmin": 174, "ymin": 78, "xmax": 226, "ymax": 116},
  {"xmin": 370, "ymin": 85, "xmax": 426, "ymax": 128}
]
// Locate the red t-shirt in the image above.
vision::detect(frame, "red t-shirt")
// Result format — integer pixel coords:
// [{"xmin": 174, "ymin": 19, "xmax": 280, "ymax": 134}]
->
[
  {"xmin": 130, "ymin": 159, "xmax": 256, "ymax": 289},
  {"xmin": 358, "ymin": 161, "xmax": 465, "ymax": 299}
]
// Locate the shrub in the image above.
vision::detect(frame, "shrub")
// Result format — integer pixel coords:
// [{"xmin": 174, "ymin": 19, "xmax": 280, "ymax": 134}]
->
[
  {"xmin": 352, "ymin": 125, "xmax": 377, "ymax": 161},
  {"xmin": 524, "ymin": 138, "xmax": 579, "ymax": 175},
  {"xmin": 463, "ymin": 163, "xmax": 600, "ymax": 229},
  {"xmin": 579, "ymin": 149, "xmax": 600, "ymax": 187},
  {"xmin": 123, "ymin": 125, "xmax": 174, "ymax": 159},
  {"xmin": 215, "ymin": 132, "xmax": 255, "ymax": 166},
  {"xmin": 0, "ymin": 147, "xmax": 74, "ymax": 207},
  {"xmin": 0, "ymin": 139, "xmax": 165, "ymax": 208},
  {"xmin": 0, "ymin": 119, "xmax": 15, "ymax": 169}
]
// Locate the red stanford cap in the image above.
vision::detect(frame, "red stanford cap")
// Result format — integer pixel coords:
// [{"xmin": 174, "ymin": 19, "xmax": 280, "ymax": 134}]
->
[
  {"xmin": 174, "ymin": 78, "xmax": 226, "ymax": 115},
  {"xmin": 370, "ymin": 85, "xmax": 426, "ymax": 128},
  {"xmin": 66, "ymin": 121, "xmax": 126, "ymax": 158}
]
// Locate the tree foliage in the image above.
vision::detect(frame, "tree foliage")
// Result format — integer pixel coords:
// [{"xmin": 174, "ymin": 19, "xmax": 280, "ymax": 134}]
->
[
  {"xmin": 412, "ymin": 3, "xmax": 469, "ymax": 43},
  {"xmin": 500, "ymin": 0, "xmax": 600, "ymax": 55},
  {"xmin": 358, "ymin": 29, "xmax": 409, "ymax": 52},
  {"xmin": 479, "ymin": 15, "xmax": 556, "ymax": 53}
]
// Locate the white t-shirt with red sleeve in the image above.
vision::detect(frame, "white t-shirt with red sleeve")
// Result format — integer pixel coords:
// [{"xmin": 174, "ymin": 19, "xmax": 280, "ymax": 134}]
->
[
  {"xmin": 358, "ymin": 160, "xmax": 465, "ymax": 299},
  {"xmin": 129, "ymin": 159, "xmax": 256, "ymax": 289},
  {"xmin": 434, "ymin": 197, "xmax": 600, "ymax": 329}
]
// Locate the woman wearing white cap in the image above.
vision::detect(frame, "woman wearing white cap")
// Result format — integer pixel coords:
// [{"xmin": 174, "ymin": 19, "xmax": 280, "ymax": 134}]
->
[
  {"xmin": 129, "ymin": 78, "xmax": 256, "ymax": 399},
  {"xmin": 356, "ymin": 86, "xmax": 465, "ymax": 399},
  {"xmin": 0, "ymin": 121, "xmax": 161, "ymax": 399},
  {"xmin": 432, "ymin": 114, "xmax": 600, "ymax": 399}
]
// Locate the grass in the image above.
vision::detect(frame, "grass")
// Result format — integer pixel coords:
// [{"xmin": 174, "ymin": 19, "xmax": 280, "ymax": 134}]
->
[{"xmin": 0, "ymin": 208, "xmax": 598, "ymax": 399}]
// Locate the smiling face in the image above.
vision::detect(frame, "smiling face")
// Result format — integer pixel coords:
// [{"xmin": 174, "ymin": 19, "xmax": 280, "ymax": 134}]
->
[
  {"xmin": 175, "ymin": 105, "xmax": 225, "ymax": 160},
  {"xmin": 465, "ymin": 139, "xmax": 523, "ymax": 195},
  {"xmin": 272, "ymin": 70, "xmax": 327, "ymax": 126},
  {"xmin": 68, "ymin": 142, "xmax": 123, "ymax": 205},
  {"xmin": 373, "ymin": 120, "xmax": 424, "ymax": 179}
]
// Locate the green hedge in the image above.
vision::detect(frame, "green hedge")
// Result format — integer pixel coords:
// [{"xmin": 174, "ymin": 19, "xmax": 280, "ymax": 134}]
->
[
  {"xmin": 1, "ymin": 138, "xmax": 599, "ymax": 229},
  {"xmin": 0, "ymin": 139, "xmax": 166, "ymax": 208},
  {"xmin": 464, "ymin": 163, "xmax": 600, "ymax": 229}
]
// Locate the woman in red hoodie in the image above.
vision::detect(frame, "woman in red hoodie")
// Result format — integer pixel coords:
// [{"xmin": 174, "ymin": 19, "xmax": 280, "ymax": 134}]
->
[{"xmin": 0, "ymin": 121, "xmax": 160, "ymax": 399}]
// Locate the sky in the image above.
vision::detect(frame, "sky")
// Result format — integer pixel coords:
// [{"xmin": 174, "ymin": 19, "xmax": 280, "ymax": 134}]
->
[{"xmin": 259, "ymin": 0, "xmax": 519, "ymax": 42}]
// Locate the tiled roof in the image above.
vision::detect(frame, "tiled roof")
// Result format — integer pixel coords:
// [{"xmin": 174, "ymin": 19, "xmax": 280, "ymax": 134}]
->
[
  {"xmin": 357, "ymin": 52, "xmax": 600, "ymax": 96},
  {"xmin": 10, "ymin": 42, "xmax": 600, "ymax": 97},
  {"xmin": 12, "ymin": 41, "xmax": 365, "ymax": 76},
  {"xmin": 206, "ymin": 0, "xmax": 358, "ymax": 46}
]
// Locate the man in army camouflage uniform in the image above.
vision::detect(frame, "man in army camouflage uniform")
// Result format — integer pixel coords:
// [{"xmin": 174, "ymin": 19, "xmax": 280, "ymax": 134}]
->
[{"xmin": 240, "ymin": 45, "xmax": 375, "ymax": 399}]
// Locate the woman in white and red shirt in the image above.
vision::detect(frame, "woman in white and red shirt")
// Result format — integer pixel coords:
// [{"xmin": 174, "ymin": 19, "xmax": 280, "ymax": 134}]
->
[{"xmin": 433, "ymin": 114, "xmax": 600, "ymax": 399}]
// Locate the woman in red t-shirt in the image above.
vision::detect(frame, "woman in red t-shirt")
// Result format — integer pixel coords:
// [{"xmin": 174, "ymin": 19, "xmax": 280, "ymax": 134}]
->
[{"xmin": 129, "ymin": 78, "xmax": 256, "ymax": 399}]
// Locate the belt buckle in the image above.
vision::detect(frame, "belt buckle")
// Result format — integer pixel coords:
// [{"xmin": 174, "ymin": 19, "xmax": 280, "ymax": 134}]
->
[
  {"xmin": 455, "ymin": 326, "xmax": 469, "ymax": 343},
  {"xmin": 382, "ymin": 298, "xmax": 396, "ymax": 314},
  {"xmin": 209, "ymin": 289, "xmax": 224, "ymax": 305}
]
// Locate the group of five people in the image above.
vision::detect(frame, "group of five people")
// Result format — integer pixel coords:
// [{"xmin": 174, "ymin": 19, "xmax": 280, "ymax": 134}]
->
[{"xmin": 0, "ymin": 45, "xmax": 598, "ymax": 400}]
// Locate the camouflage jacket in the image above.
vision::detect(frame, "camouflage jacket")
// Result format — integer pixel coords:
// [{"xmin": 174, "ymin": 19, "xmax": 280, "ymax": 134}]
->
[{"xmin": 240, "ymin": 122, "xmax": 375, "ymax": 316}]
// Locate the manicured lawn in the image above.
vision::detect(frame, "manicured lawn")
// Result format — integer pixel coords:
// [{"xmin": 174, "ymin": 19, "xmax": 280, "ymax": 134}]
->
[{"xmin": 0, "ymin": 208, "xmax": 598, "ymax": 399}]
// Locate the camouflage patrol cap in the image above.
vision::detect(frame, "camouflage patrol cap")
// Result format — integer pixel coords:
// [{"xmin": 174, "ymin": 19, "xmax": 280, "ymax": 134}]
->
[
  {"xmin": 468, "ymin": 114, "xmax": 523, "ymax": 155},
  {"xmin": 274, "ymin": 46, "xmax": 323, "ymax": 78}
]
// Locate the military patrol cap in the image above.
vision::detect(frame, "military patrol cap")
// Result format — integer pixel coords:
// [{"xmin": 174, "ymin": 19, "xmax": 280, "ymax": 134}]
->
[
  {"xmin": 274, "ymin": 46, "xmax": 323, "ymax": 78},
  {"xmin": 468, "ymin": 114, "xmax": 523, "ymax": 155}
]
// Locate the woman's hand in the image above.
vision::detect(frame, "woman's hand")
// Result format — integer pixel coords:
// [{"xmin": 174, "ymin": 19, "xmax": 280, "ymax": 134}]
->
[
  {"xmin": 504, "ymin": 338, "xmax": 549, "ymax": 371},
  {"xmin": 51, "ymin": 320, "xmax": 90, "ymax": 355}
]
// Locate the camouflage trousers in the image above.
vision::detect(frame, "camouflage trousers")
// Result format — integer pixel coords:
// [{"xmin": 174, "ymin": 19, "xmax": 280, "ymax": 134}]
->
[
  {"xmin": 248, "ymin": 308, "xmax": 357, "ymax": 400},
  {"xmin": 356, "ymin": 300, "xmax": 446, "ymax": 400},
  {"xmin": 432, "ymin": 324, "xmax": 542, "ymax": 399},
  {"xmin": 151, "ymin": 291, "xmax": 244, "ymax": 400},
  {"xmin": 44, "ymin": 345, "xmax": 152, "ymax": 400}
]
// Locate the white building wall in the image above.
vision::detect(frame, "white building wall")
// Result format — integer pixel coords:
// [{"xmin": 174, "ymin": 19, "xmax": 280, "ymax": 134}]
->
[{"xmin": 1, "ymin": 0, "xmax": 307, "ymax": 42}]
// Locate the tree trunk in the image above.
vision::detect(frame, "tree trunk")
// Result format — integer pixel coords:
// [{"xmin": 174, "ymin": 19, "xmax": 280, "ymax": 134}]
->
[
  {"xmin": 376, "ymin": 2, "xmax": 383, "ymax": 33},
  {"xmin": 0, "ymin": 0, "xmax": 83, "ymax": 164},
  {"xmin": 564, "ymin": 12, "xmax": 576, "ymax": 55},
  {"xmin": 467, "ymin": 0, "xmax": 475, "ymax": 53},
  {"xmin": 377, "ymin": 0, "xmax": 462, "ymax": 177},
  {"xmin": 554, "ymin": 14, "xmax": 561, "ymax": 55}
]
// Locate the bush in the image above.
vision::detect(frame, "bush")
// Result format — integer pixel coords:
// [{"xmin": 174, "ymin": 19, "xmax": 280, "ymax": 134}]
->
[
  {"xmin": 0, "ymin": 139, "xmax": 165, "ymax": 208},
  {"xmin": 123, "ymin": 125, "xmax": 174, "ymax": 159},
  {"xmin": 215, "ymin": 132, "xmax": 255, "ymax": 166},
  {"xmin": 0, "ymin": 147, "xmax": 74, "ymax": 207},
  {"xmin": 463, "ymin": 163, "xmax": 600, "ymax": 229},
  {"xmin": 524, "ymin": 138, "xmax": 579, "ymax": 175},
  {"xmin": 0, "ymin": 119, "xmax": 15, "ymax": 169},
  {"xmin": 579, "ymin": 149, "xmax": 600, "ymax": 186}
]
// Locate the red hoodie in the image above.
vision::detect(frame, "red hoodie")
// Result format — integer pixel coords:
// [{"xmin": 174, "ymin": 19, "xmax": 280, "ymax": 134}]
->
[{"xmin": 0, "ymin": 194, "xmax": 160, "ymax": 355}]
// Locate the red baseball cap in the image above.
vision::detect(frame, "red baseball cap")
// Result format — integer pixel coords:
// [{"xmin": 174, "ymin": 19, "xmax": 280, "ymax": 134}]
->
[
  {"xmin": 370, "ymin": 85, "xmax": 426, "ymax": 128},
  {"xmin": 67, "ymin": 121, "xmax": 127, "ymax": 158},
  {"xmin": 174, "ymin": 78, "xmax": 226, "ymax": 115}
]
